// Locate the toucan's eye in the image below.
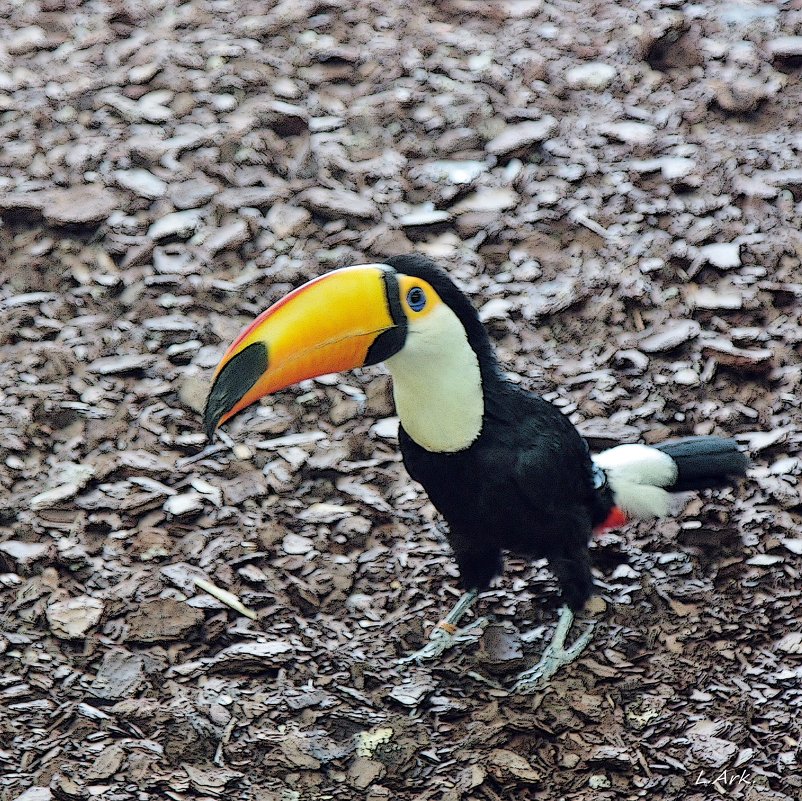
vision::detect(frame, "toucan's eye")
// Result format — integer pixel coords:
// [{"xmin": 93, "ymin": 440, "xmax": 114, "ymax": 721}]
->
[{"xmin": 406, "ymin": 287, "xmax": 427, "ymax": 312}]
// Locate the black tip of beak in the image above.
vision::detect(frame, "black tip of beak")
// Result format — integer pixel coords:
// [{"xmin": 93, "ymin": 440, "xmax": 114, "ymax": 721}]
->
[
  {"xmin": 202, "ymin": 342, "xmax": 269, "ymax": 441},
  {"xmin": 203, "ymin": 400, "xmax": 221, "ymax": 442}
]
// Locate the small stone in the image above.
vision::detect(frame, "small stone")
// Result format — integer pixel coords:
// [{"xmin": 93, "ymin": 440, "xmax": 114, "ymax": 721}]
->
[
  {"xmin": 602, "ymin": 121, "xmax": 656, "ymax": 145},
  {"xmin": 113, "ymin": 169, "xmax": 167, "ymax": 199},
  {"xmin": 768, "ymin": 36, "xmax": 802, "ymax": 59},
  {"xmin": 7, "ymin": 25, "xmax": 47, "ymax": 55},
  {"xmin": 42, "ymin": 186, "xmax": 118, "ymax": 226},
  {"xmin": 0, "ymin": 290, "xmax": 55, "ymax": 308},
  {"xmin": 371, "ymin": 417, "xmax": 399, "ymax": 439},
  {"xmin": 776, "ymin": 632, "xmax": 802, "ymax": 653},
  {"xmin": 216, "ymin": 186, "xmax": 285, "ymax": 212},
  {"xmin": 417, "ymin": 160, "xmax": 486, "ymax": 184},
  {"xmin": 163, "ymin": 492, "xmax": 205, "ymax": 516},
  {"xmin": 309, "ymin": 115, "xmax": 344, "ymax": 132},
  {"xmin": 87, "ymin": 354, "xmax": 156, "ymax": 375},
  {"xmin": 297, "ymin": 503, "xmax": 357, "ymax": 523},
  {"xmin": 699, "ymin": 242, "xmax": 740, "ymax": 269},
  {"xmin": 488, "ymin": 749, "xmax": 541, "ymax": 784},
  {"xmin": 30, "ymin": 462, "xmax": 95, "ymax": 510},
  {"xmin": 639, "ymin": 257, "xmax": 664, "ymax": 273},
  {"xmin": 167, "ymin": 346, "xmax": 200, "ymax": 368},
  {"xmin": 204, "ymin": 220, "xmax": 250, "ymax": 254},
  {"xmin": 89, "ymin": 650, "xmax": 146, "ymax": 700},
  {"xmin": 170, "ymin": 176, "xmax": 219, "ymax": 209},
  {"xmin": 587, "ymin": 746, "xmax": 632, "ymax": 768},
  {"xmin": 148, "ymin": 210, "xmax": 203, "ymax": 240},
  {"xmin": 126, "ymin": 598, "xmax": 204, "ymax": 642},
  {"xmin": 674, "ymin": 368, "xmax": 700, "ymax": 386},
  {"xmin": 452, "ymin": 187, "xmax": 518, "ymax": 213},
  {"xmin": 128, "ymin": 62, "xmax": 162, "ymax": 84},
  {"xmin": 102, "ymin": 91, "xmax": 172, "ymax": 123},
  {"xmin": 203, "ymin": 640, "xmax": 295, "ymax": 672},
  {"xmin": 480, "ymin": 297, "xmax": 514, "ymax": 321},
  {"xmin": 690, "ymin": 287, "xmax": 742, "ymax": 310},
  {"xmin": 29, "ymin": 484, "xmax": 79, "ymax": 509},
  {"xmin": 299, "ymin": 187, "xmax": 379, "ymax": 221},
  {"xmin": 500, "ymin": 0, "xmax": 543, "ymax": 18},
  {"xmin": 397, "ymin": 207, "xmax": 451, "ymax": 227},
  {"xmin": 780, "ymin": 539, "xmax": 802, "ymax": 556},
  {"xmin": 701, "ymin": 340, "xmax": 773, "ymax": 374},
  {"xmin": 282, "ymin": 533, "xmax": 315, "ymax": 555},
  {"xmin": 615, "ymin": 349, "xmax": 649, "ymax": 371},
  {"xmin": 746, "ymin": 554, "xmax": 783, "ymax": 566},
  {"xmin": 143, "ymin": 315, "xmax": 195, "ymax": 333},
  {"xmin": 565, "ymin": 62, "xmax": 617, "ymax": 90},
  {"xmin": 475, "ymin": 622, "xmax": 524, "ymax": 671},
  {"xmin": 389, "ymin": 676, "xmax": 435, "ymax": 706},
  {"xmin": 14, "ymin": 789, "xmax": 52, "ymax": 801},
  {"xmin": 266, "ymin": 203, "xmax": 311, "ymax": 237},
  {"xmin": 686, "ymin": 720, "xmax": 737, "ymax": 768},
  {"xmin": 710, "ymin": 77, "xmax": 771, "ymax": 115},
  {"xmin": 660, "ymin": 157, "xmax": 695, "ymax": 181},
  {"xmin": 233, "ymin": 443, "xmax": 252, "ymax": 460},
  {"xmin": 152, "ymin": 247, "xmax": 194, "ymax": 275},
  {"xmin": 51, "ymin": 774, "xmax": 84, "ymax": 800},
  {"xmin": 0, "ymin": 540, "xmax": 49, "ymax": 564},
  {"xmin": 761, "ymin": 168, "xmax": 802, "ymax": 191},
  {"xmin": 46, "ymin": 596, "xmax": 105, "ymax": 639},
  {"xmin": 732, "ymin": 173, "xmax": 777, "ymax": 198},
  {"xmin": 638, "ymin": 320, "xmax": 700, "ymax": 352},
  {"xmin": 585, "ymin": 595, "xmax": 607, "ymax": 614},
  {"xmin": 486, "ymin": 117, "xmax": 557, "ymax": 156},
  {"xmin": 346, "ymin": 757, "xmax": 386, "ymax": 790},
  {"xmin": 260, "ymin": 99, "xmax": 308, "ymax": 136},
  {"xmin": 86, "ymin": 745, "xmax": 126, "ymax": 780}
]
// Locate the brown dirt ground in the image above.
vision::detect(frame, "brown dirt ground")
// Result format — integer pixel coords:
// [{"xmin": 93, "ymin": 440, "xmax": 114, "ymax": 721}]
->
[{"xmin": 1, "ymin": 1, "xmax": 801, "ymax": 799}]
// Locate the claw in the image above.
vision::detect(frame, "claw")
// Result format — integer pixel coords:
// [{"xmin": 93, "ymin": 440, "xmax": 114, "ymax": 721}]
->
[
  {"xmin": 398, "ymin": 616, "xmax": 488, "ymax": 664},
  {"xmin": 398, "ymin": 589, "xmax": 481, "ymax": 664},
  {"xmin": 511, "ymin": 606, "xmax": 595, "ymax": 693}
]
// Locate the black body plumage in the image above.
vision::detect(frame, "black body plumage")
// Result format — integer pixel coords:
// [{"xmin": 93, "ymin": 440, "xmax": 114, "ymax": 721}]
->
[
  {"xmin": 384, "ymin": 255, "xmax": 745, "ymax": 614},
  {"xmin": 386, "ymin": 255, "xmax": 612, "ymax": 611},
  {"xmin": 399, "ymin": 383, "xmax": 611, "ymax": 611}
]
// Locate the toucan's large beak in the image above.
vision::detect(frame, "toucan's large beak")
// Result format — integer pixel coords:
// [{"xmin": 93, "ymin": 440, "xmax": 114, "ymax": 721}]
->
[{"xmin": 203, "ymin": 264, "xmax": 404, "ymax": 438}]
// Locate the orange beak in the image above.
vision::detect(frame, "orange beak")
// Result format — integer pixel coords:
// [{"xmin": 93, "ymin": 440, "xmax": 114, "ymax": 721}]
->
[{"xmin": 203, "ymin": 264, "xmax": 405, "ymax": 438}]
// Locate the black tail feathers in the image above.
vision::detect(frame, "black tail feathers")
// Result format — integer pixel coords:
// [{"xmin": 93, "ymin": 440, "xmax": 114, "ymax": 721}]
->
[{"xmin": 655, "ymin": 436, "xmax": 748, "ymax": 492}]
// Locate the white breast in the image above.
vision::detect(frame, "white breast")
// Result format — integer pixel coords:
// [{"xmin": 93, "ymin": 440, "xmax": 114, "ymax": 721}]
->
[{"xmin": 385, "ymin": 303, "xmax": 484, "ymax": 453}]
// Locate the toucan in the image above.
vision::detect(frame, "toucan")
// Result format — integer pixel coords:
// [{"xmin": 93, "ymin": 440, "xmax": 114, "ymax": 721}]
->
[{"xmin": 204, "ymin": 254, "xmax": 747, "ymax": 691}]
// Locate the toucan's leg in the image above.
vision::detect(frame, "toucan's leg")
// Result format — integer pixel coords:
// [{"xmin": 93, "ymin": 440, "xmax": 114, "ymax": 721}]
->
[
  {"xmin": 511, "ymin": 605, "xmax": 595, "ymax": 693},
  {"xmin": 398, "ymin": 589, "xmax": 485, "ymax": 663}
]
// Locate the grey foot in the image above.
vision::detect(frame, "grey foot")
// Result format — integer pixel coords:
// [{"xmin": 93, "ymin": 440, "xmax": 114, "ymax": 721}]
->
[
  {"xmin": 511, "ymin": 606, "xmax": 595, "ymax": 693},
  {"xmin": 398, "ymin": 616, "xmax": 488, "ymax": 664},
  {"xmin": 397, "ymin": 589, "xmax": 482, "ymax": 664}
]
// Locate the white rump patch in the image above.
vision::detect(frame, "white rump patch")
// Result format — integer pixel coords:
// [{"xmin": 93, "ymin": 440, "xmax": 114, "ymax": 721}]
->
[{"xmin": 593, "ymin": 444, "xmax": 678, "ymax": 519}]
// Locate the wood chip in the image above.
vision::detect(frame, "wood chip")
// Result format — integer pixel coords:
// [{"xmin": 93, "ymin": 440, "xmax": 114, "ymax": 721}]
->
[
  {"xmin": 126, "ymin": 598, "xmax": 204, "ymax": 642},
  {"xmin": 701, "ymin": 340, "xmax": 774, "ymax": 373},
  {"xmin": 193, "ymin": 577, "xmax": 257, "ymax": 620},
  {"xmin": 46, "ymin": 596, "xmax": 105, "ymax": 639},
  {"xmin": 486, "ymin": 117, "xmax": 557, "ymax": 156},
  {"xmin": 638, "ymin": 320, "xmax": 700, "ymax": 352},
  {"xmin": 487, "ymin": 749, "xmax": 541, "ymax": 783}
]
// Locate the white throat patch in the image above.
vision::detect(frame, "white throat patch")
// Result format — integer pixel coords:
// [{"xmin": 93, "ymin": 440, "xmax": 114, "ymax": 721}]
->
[{"xmin": 385, "ymin": 303, "xmax": 483, "ymax": 453}]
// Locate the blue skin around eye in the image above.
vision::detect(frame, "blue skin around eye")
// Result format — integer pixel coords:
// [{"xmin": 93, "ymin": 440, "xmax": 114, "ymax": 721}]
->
[{"xmin": 407, "ymin": 288, "xmax": 426, "ymax": 311}]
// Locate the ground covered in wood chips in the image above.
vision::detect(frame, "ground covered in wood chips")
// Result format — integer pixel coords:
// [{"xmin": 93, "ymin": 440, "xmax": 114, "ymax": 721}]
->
[{"xmin": 1, "ymin": 0, "xmax": 801, "ymax": 799}]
